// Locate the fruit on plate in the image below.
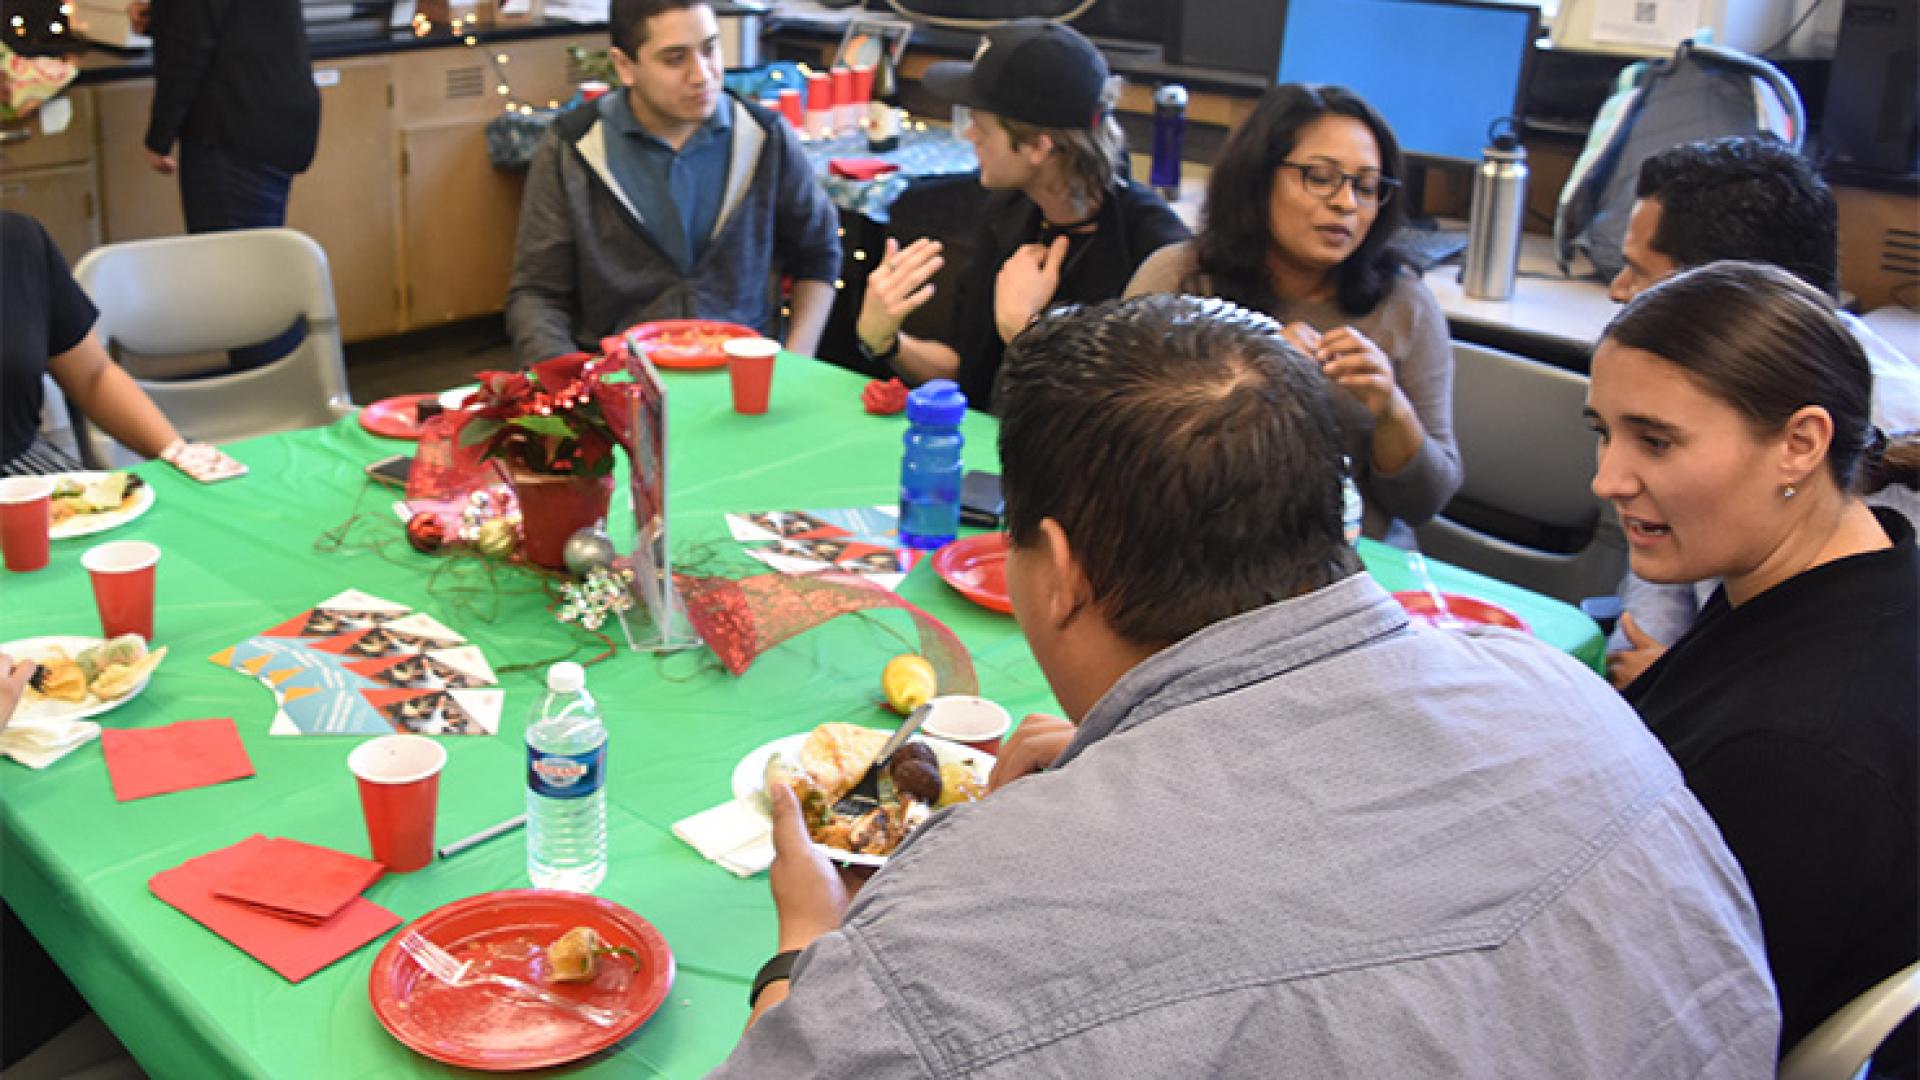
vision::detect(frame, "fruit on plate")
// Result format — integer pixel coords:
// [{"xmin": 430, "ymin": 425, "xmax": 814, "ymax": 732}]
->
[
  {"xmin": 880, "ymin": 654, "xmax": 936, "ymax": 715},
  {"xmin": 546, "ymin": 926, "xmax": 639, "ymax": 983}
]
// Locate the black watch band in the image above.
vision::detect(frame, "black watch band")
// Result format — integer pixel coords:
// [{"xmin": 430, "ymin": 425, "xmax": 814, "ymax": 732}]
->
[
  {"xmin": 857, "ymin": 333, "xmax": 901, "ymax": 366},
  {"xmin": 749, "ymin": 949, "xmax": 802, "ymax": 1009}
]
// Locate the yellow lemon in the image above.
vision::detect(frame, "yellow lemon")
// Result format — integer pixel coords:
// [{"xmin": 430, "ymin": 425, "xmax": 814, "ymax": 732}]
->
[{"xmin": 881, "ymin": 653, "xmax": 937, "ymax": 715}]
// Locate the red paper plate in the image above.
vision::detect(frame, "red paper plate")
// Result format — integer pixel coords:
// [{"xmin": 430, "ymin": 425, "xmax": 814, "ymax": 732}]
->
[
  {"xmin": 612, "ymin": 319, "xmax": 759, "ymax": 370},
  {"xmin": 359, "ymin": 394, "xmax": 444, "ymax": 440},
  {"xmin": 1392, "ymin": 591, "xmax": 1531, "ymax": 633},
  {"xmin": 369, "ymin": 890, "xmax": 674, "ymax": 1071},
  {"xmin": 933, "ymin": 533, "xmax": 1012, "ymax": 614}
]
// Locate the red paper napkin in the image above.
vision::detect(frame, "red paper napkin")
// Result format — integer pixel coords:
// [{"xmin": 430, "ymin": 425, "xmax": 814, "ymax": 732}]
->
[
  {"xmin": 211, "ymin": 837, "xmax": 385, "ymax": 924},
  {"xmin": 101, "ymin": 718, "xmax": 254, "ymax": 802},
  {"xmin": 830, "ymin": 157, "xmax": 900, "ymax": 181},
  {"xmin": 862, "ymin": 378, "xmax": 908, "ymax": 415},
  {"xmin": 150, "ymin": 835, "xmax": 400, "ymax": 983}
]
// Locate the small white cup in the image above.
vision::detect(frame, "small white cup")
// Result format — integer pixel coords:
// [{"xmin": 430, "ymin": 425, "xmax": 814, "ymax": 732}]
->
[{"xmin": 921, "ymin": 695, "xmax": 1012, "ymax": 753}]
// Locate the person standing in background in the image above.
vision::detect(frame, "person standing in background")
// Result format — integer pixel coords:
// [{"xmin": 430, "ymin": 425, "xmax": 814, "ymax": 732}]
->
[
  {"xmin": 123, "ymin": 0, "xmax": 318, "ymax": 371},
  {"xmin": 127, "ymin": 0, "xmax": 319, "ymax": 234}
]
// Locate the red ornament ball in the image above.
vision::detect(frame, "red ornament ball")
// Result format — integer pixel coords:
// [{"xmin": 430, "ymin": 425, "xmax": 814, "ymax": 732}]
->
[{"xmin": 406, "ymin": 512, "xmax": 448, "ymax": 553}]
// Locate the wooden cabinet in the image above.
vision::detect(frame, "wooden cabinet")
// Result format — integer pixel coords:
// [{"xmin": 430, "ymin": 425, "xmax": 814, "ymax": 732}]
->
[
  {"xmin": 393, "ymin": 35, "xmax": 587, "ymax": 331},
  {"xmin": 0, "ymin": 88, "xmax": 100, "ymax": 258},
  {"xmin": 401, "ymin": 121, "xmax": 524, "ymax": 325},
  {"xmin": 295, "ymin": 60, "xmax": 403, "ymax": 340}
]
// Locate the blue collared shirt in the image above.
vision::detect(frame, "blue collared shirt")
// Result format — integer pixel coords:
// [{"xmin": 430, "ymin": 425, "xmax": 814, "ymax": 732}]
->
[{"xmin": 596, "ymin": 89, "xmax": 733, "ymax": 271}]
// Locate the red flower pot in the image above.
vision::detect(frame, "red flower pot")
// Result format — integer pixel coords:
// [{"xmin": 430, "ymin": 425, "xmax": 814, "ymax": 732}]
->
[{"xmin": 509, "ymin": 469, "xmax": 614, "ymax": 571}]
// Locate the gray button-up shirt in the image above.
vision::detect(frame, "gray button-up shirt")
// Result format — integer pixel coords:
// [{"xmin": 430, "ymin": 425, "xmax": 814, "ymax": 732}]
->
[
  {"xmin": 597, "ymin": 89, "xmax": 732, "ymax": 272},
  {"xmin": 713, "ymin": 573, "xmax": 1778, "ymax": 1078}
]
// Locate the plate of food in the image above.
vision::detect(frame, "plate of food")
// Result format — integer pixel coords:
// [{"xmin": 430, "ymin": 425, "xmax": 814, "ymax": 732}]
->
[
  {"xmin": 8, "ymin": 635, "xmax": 168, "ymax": 725},
  {"xmin": 369, "ymin": 890, "xmax": 675, "ymax": 1071},
  {"xmin": 932, "ymin": 533, "xmax": 1012, "ymax": 614},
  {"xmin": 1391, "ymin": 591, "xmax": 1531, "ymax": 633},
  {"xmin": 359, "ymin": 393, "xmax": 447, "ymax": 440},
  {"xmin": 614, "ymin": 319, "xmax": 759, "ymax": 370},
  {"xmin": 733, "ymin": 722, "xmax": 992, "ymax": 866},
  {"xmin": 48, "ymin": 472, "xmax": 154, "ymax": 540}
]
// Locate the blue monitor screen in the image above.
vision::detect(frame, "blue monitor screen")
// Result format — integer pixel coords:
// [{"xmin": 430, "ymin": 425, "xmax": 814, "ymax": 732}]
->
[{"xmin": 1274, "ymin": 0, "xmax": 1539, "ymax": 164}]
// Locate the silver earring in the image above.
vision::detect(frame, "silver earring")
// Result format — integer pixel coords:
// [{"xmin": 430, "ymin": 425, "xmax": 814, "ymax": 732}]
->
[{"xmin": 1783, "ymin": 484, "xmax": 1797, "ymax": 500}]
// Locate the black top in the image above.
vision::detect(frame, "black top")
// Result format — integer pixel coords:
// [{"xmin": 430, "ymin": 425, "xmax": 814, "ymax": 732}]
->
[
  {"xmin": 2, "ymin": 213, "xmax": 98, "ymax": 469},
  {"xmin": 146, "ymin": 0, "xmax": 320, "ymax": 173},
  {"xmin": 950, "ymin": 179, "xmax": 1189, "ymax": 411},
  {"xmin": 1625, "ymin": 508, "xmax": 1918, "ymax": 1068}
]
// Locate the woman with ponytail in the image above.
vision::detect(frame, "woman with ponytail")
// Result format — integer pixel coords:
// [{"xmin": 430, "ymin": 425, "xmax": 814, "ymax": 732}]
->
[{"xmin": 1584, "ymin": 259, "xmax": 1917, "ymax": 1067}]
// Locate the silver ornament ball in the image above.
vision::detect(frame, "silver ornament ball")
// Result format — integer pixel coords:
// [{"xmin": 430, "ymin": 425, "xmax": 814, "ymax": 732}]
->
[{"xmin": 563, "ymin": 527, "xmax": 615, "ymax": 576}]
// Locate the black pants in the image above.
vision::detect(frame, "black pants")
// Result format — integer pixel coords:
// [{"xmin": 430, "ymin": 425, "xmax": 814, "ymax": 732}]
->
[{"xmin": 177, "ymin": 140, "xmax": 306, "ymax": 372}]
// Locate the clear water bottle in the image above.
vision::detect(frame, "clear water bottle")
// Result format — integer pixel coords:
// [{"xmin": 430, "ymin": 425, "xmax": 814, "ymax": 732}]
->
[
  {"xmin": 526, "ymin": 662, "xmax": 607, "ymax": 893},
  {"xmin": 898, "ymin": 379, "xmax": 967, "ymax": 550}
]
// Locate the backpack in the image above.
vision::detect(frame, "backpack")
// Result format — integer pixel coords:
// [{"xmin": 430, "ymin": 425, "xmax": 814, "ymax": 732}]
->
[{"xmin": 1554, "ymin": 40, "xmax": 1804, "ymax": 279}]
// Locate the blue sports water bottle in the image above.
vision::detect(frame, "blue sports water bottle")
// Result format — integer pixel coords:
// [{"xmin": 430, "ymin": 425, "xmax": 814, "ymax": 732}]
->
[
  {"xmin": 898, "ymin": 380, "xmax": 967, "ymax": 550},
  {"xmin": 1150, "ymin": 84, "xmax": 1187, "ymax": 201}
]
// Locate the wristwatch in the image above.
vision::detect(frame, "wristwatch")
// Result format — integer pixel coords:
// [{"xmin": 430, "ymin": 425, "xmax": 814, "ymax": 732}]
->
[
  {"xmin": 856, "ymin": 333, "xmax": 901, "ymax": 367},
  {"xmin": 749, "ymin": 949, "xmax": 802, "ymax": 1008}
]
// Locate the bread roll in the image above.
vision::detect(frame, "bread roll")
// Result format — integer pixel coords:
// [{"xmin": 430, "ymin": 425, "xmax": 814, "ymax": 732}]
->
[{"xmin": 798, "ymin": 722, "xmax": 889, "ymax": 799}]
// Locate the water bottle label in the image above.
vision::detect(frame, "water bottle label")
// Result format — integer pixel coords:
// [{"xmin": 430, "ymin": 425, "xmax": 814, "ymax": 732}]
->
[{"xmin": 527, "ymin": 744, "xmax": 605, "ymax": 800}]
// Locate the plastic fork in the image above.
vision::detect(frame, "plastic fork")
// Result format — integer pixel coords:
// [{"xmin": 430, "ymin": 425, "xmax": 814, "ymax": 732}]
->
[
  {"xmin": 396, "ymin": 930, "xmax": 621, "ymax": 1027},
  {"xmin": 834, "ymin": 702, "xmax": 932, "ymax": 816},
  {"xmin": 1405, "ymin": 552, "xmax": 1465, "ymax": 630}
]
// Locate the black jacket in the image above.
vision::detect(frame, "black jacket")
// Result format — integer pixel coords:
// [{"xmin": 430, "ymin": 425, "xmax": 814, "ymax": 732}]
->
[
  {"xmin": 951, "ymin": 179, "xmax": 1189, "ymax": 412},
  {"xmin": 145, "ymin": 0, "xmax": 320, "ymax": 173}
]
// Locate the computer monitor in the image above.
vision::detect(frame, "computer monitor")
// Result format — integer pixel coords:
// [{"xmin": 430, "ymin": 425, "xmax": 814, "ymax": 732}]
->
[{"xmin": 1273, "ymin": 0, "xmax": 1540, "ymax": 166}]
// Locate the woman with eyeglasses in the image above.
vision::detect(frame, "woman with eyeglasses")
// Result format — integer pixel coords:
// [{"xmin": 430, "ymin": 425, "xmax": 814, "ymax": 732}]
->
[{"xmin": 1127, "ymin": 84, "xmax": 1458, "ymax": 546}]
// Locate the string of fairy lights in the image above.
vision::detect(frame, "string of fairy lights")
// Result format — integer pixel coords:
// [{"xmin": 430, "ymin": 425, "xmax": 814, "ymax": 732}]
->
[
  {"xmin": 8, "ymin": 2, "xmax": 74, "ymax": 43},
  {"xmin": 411, "ymin": 6, "xmax": 558, "ymax": 117}
]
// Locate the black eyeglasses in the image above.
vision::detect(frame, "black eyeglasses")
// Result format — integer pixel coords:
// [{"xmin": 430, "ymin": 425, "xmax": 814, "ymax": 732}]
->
[{"xmin": 1277, "ymin": 161, "xmax": 1399, "ymax": 207}]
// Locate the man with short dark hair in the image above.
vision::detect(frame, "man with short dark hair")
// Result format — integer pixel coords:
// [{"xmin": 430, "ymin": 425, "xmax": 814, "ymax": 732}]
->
[
  {"xmin": 853, "ymin": 19, "xmax": 1188, "ymax": 411},
  {"xmin": 506, "ymin": 0, "xmax": 840, "ymax": 366},
  {"xmin": 714, "ymin": 294, "xmax": 1778, "ymax": 1076},
  {"xmin": 1604, "ymin": 135, "xmax": 1920, "ymax": 687}
]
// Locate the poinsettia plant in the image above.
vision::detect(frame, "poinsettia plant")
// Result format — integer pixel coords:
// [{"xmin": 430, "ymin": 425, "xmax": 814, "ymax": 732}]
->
[{"xmin": 458, "ymin": 353, "xmax": 625, "ymax": 478}]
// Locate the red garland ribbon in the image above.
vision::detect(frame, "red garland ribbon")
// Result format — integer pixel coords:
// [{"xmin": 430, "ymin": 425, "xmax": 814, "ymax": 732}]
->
[{"xmin": 674, "ymin": 569, "xmax": 977, "ymax": 694}]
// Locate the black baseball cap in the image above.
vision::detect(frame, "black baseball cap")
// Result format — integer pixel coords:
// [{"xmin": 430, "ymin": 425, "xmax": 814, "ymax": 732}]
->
[{"xmin": 920, "ymin": 19, "xmax": 1109, "ymax": 131}]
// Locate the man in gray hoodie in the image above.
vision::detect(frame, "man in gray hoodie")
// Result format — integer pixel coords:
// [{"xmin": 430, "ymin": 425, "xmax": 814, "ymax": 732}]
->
[{"xmin": 506, "ymin": 0, "xmax": 841, "ymax": 366}]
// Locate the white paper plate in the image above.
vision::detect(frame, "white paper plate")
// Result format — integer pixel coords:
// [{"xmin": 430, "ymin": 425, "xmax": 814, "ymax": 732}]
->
[
  {"xmin": 3, "ymin": 635, "xmax": 157, "ymax": 725},
  {"xmin": 48, "ymin": 472, "xmax": 156, "ymax": 540},
  {"xmin": 730, "ymin": 730, "xmax": 994, "ymax": 867}
]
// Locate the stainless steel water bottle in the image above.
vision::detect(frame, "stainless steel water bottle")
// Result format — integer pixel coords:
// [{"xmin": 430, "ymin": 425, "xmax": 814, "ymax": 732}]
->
[
  {"xmin": 1150, "ymin": 84, "xmax": 1188, "ymax": 201},
  {"xmin": 1462, "ymin": 119, "xmax": 1528, "ymax": 301}
]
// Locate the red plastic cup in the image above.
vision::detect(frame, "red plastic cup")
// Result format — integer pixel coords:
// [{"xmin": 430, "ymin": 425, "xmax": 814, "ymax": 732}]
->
[
  {"xmin": 0, "ymin": 476, "xmax": 53, "ymax": 573},
  {"xmin": 922, "ymin": 695, "xmax": 1014, "ymax": 757},
  {"xmin": 777, "ymin": 87, "xmax": 802, "ymax": 129},
  {"xmin": 831, "ymin": 65, "xmax": 853, "ymax": 130},
  {"xmin": 81, "ymin": 540, "xmax": 160, "ymax": 640},
  {"xmin": 348, "ymin": 734, "xmax": 447, "ymax": 873},
  {"xmin": 724, "ymin": 337, "xmax": 780, "ymax": 415},
  {"xmin": 579, "ymin": 79, "xmax": 610, "ymax": 102},
  {"xmin": 851, "ymin": 65, "xmax": 874, "ymax": 107}
]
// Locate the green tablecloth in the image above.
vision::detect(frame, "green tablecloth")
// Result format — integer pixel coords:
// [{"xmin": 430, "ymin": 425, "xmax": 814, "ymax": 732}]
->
[{"xmin": 0, "ymin": 356, "xmax": 1601, "ymax": 1078}]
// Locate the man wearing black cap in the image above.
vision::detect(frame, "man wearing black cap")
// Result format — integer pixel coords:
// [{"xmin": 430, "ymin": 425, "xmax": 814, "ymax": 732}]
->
[{"xmin": 851, "ymin": 19, "xmax": 1189, "ymax": 411}]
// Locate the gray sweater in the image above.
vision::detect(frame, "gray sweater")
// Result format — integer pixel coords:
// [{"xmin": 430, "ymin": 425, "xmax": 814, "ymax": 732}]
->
[
  {"xmin": 1128, "ymin": 241, "xmax": 1462, "ymax": 546},
  {"xmin": 505, "ymin": 95, "xmax": 841, "ymax": 366}
]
